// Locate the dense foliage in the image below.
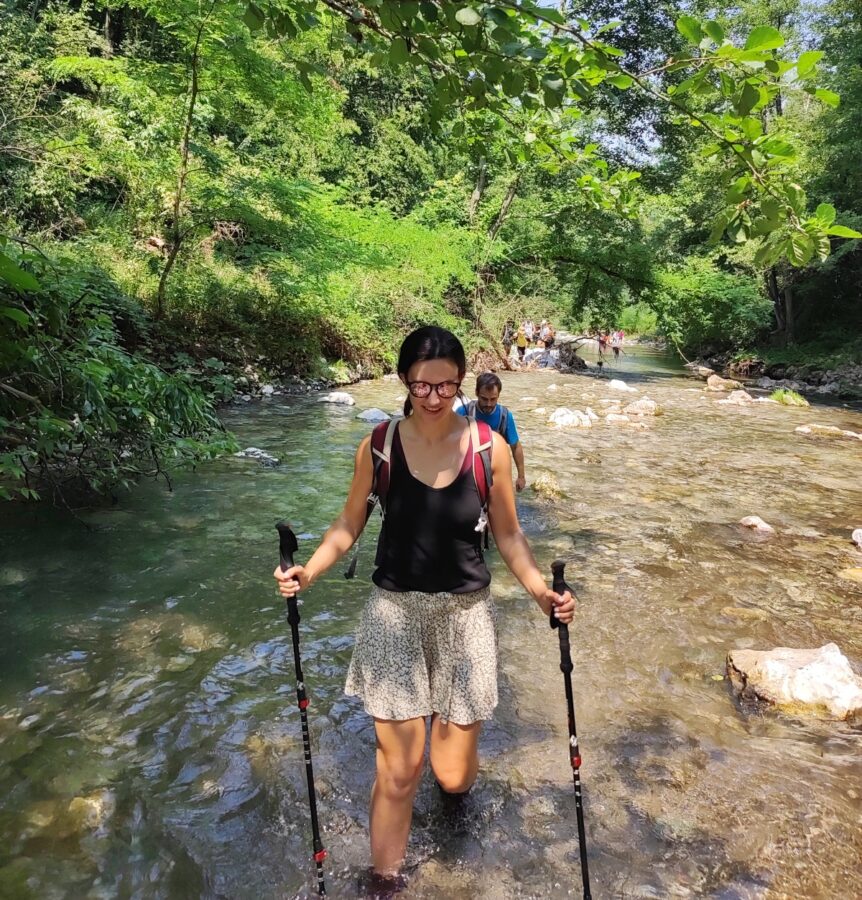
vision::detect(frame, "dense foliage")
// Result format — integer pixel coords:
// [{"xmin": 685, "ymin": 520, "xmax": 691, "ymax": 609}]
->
[{"xmin": 2, "ymin": 0, "xmax": 861, "ymax": 501}]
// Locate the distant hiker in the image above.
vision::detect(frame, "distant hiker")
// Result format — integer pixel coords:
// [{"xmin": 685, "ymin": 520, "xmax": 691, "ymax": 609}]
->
[
  {"xmin": 456, "ymin": 372, "xmax": 526, "ymax": 492},
  {"xmin": 501, "ymin": 320, "xmax": 514, "ymax": 358},
  {"xmin": 597, "ymin": 332, "xmax": 608, "ymax": 357},
  {"xmin": 611, "ymin": 330, "xmax": 621, "ymax": 359},
  {"xmin": 515, "ymin": 324, "xmax": 528, "ymax": 360},
  {"xmin": 540, "ymin": 319, "xmax": 556, "ymax": 349},
  {"xmin": 523, "ymin": 318, "xmax": 535, "ymax": 344},
  {"xmin": 273, "ymin": 326, "xmax": 574, "ymax": 892}
]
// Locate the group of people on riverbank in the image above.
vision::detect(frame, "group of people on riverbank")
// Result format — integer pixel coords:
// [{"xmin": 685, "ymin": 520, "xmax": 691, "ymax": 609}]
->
[{"xmin": 502, "ymin": 318, "xmax": 557, "ymax": 360}]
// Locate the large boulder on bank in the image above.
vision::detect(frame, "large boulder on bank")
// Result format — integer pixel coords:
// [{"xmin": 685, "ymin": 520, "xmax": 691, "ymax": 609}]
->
[
  {"xmin": 726, "ymin": 643, "xmax": 862, "ymax": 720},
  {"xmin": 706, "ymin": 374, "xmax": 742, "ymax": 392}
]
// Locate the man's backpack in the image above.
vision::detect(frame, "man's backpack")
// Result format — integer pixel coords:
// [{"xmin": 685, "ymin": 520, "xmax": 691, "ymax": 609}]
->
[{"xmin": 345, "ymin": 418, "xmax": 494, "ymax": 578}]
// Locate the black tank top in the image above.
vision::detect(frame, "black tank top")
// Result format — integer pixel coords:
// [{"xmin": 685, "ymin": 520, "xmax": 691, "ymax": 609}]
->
[{"xmin": 372, "ymin": 423, "xmax": 491, "ymax": 594}]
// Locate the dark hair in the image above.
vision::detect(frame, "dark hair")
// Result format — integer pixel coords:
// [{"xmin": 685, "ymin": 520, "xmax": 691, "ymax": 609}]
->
[
  {"xmin": 397, "ymin": 326, "xmax": 466, "ymax": 416},
  {"xmin": 475, "ymin": 372, "xmax": 502, "ymax": 394}
]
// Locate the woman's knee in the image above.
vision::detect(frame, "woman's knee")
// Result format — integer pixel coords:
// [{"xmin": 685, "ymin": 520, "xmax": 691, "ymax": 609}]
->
[
  {"xmin": 431, "ymin": 758, "xmax": 477, "ymax": 794},
  {"xmin": 376, "ymin": 750, "xmax": 425, "ymax": 800}
]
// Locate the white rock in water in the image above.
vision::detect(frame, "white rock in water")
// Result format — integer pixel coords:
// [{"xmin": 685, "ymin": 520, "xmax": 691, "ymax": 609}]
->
[
  {"xmin": 623, "ymin": 397, "xmax": 659, "ymax": 416},
  {"xmin": 234, "ymin": 447, "xmax": 279, "ymax": 467},
  {"xmin": 727, "ymin": 643, "xmax": 862, "ymax": 720},
  {"xmin": 739, "ymin": 515, "xmax": 775, "ymax": 533},
  {"xmin": 548, "ymin": 407, "xmax": 592, "ymax": 428},
  {"xmin": 853, "ymin": 528, "xmax": 862, "ymax": 549},
  {"xmin": 356, "ymin": 408, "xmax": 391, "ymax": 422},
  {"xmin": 547, "ymin": 384, "xmax": 558, "ymax": 392},
  {"xmin": 261, "ymin": 385, "xmax": 275, "ymax": 396},
  {"xmin": 319, "ymin": 391, "xmax": 355, "ymax": 405},
  {"xmin": 382, "ymin": 373, "xmax": 400, "ymax": 382},
  {"xmin": 706, "ymin": 374, "xmax": 742, "ymax": 392},
  {"xmin": 717, "ymin": 390, "xmax": 755, "ymax": 406},
  {"xmin": 795, "ymin": 424, "xmax": 862, "ymax": 441},
  {"xmin": 608, "ymin": 379, "xmax": 637, "ymax": 393},
  {"xmin": 606, "ymin": 414, "xmax": 630, "ymax": 424},
  {"xmin": 584, "ymin": 406, "xmax": 599, "ymax": 422}
]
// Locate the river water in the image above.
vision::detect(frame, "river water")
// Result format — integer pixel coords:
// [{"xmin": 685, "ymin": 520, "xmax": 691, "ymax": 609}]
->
[{"xmin": 1, "ymin": 347, "xmax": 861, "ymax": 899}]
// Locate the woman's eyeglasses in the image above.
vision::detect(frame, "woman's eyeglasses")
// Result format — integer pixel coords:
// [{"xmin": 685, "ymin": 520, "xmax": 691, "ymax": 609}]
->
[{"xmin": 407, "ymin": 380, "xmax": 461, "ymax": 399}]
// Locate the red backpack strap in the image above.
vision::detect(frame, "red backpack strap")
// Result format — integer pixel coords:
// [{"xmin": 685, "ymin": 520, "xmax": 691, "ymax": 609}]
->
[{"xmin": 468, "ymin": 419, "xmax": 494, "ymax": 507}]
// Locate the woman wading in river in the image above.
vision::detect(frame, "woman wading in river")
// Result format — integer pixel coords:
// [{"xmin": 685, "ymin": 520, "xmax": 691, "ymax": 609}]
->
[{"xmin": 274, "ymin": 325, "xmax": 575, "ymax": 893}]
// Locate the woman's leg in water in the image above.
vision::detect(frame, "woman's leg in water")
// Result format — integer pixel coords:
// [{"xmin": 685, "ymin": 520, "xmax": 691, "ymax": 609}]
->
[
  {"xmin": 371, "ymin": 717, "xmax": 427, "ymax": 874},
  {"xmin": 429, "ymin": 715, "xmax": 482, "ymax": 794}
]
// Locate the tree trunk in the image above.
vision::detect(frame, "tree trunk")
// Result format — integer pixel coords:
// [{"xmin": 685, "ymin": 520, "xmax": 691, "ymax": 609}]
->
[
  {"xmin": 488, "ymin": 173, "xmax": 520, "ymax": 241},
  {"xmin": 467, "ymin": 157, "xmax": 486, "ymax": 223},
  {"xmin": 784, "ymin": 284, "xmax": 795, "ymax": 345},
  {"xmin": 104, "ymin": 8, "xmax": 113, "ymax": 55},
  {"xmin": 156, "ymin": 13, "xmax": 206, "ymax": 320}
]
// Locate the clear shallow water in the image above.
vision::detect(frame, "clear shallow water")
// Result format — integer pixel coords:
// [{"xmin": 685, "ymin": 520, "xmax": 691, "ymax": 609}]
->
[{"xmin": 1, "ymin": 347, "xmax": 861, "ymax": 898}]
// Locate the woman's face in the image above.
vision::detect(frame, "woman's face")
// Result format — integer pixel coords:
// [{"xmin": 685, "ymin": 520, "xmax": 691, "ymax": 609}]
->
[{"xmin": 402, "ymin": 358, "xmax": 462, "ymax": 421}]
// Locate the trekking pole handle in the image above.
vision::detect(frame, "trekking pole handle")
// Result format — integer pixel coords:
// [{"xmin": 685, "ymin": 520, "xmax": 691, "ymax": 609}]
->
[
  {"xmin": 276, "ymin": 521, "xmax": 301, "ymax": 626},
  {"xmin": 550, "ymin": 560, "xmax": 574, "ymax": 673},
  {"xmin": 550, "ymin": 560, "xmax": 569, "ymax": 631}
]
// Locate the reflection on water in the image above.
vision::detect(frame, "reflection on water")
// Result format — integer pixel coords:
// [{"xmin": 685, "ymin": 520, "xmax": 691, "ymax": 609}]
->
[{"xmin": 1, "ymin": 346, "xmax": 861, "ymax": 898}]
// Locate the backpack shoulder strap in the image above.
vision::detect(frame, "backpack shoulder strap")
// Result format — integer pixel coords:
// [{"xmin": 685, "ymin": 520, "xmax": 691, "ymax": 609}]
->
[
  {"xmin": 496, "ymin": 404, "xmax": 509, "ymax": 439},
  {"xmin": 468, "ymin": 418, "xmax": 494, "ymax": 507},
  {"xmin": 466, "ymin": 399, "xmax": 477, "ymax": 418},
  {"xmin": 368, "ymin": 418, "xmax": 398, "ymax": 518}
]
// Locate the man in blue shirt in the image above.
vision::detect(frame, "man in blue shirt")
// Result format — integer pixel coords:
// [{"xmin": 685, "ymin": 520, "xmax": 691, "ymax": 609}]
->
[{"xmin": 456, "ymin": 372, "xmax": 526, "ymax": 491}]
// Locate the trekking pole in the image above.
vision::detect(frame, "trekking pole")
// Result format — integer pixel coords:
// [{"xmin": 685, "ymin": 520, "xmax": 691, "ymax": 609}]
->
[
  {"xmin": 276, "ymin": 521, "xmax": 327, "ymax": 896},
  {"xmin": 550, "ymin": 560, "xmax": 591, "ymax": 900}
]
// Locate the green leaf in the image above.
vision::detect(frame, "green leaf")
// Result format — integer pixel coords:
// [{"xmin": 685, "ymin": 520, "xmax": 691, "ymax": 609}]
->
[
  {"xmin": 704, "ymin": 21, "xmax": 724, "ymax": 44},
  {"xmin": 815, "ymin": 203, "xmax": 836, "ymax": 226},
  {"xmin": 814, "ymin": 88, "xmax": 840, "ymax": 108},
  {"xmin": 0, "ymin": 252, "xmax": 41, "ymax": 292},
  {"xmin": 501, "ymin": 70, "xmax": 524, "ymax": 97},
  {"xmin": 784, "ymin": 183, "xmax": 806, "ymax": 215},
  {"xmin": 0, "ymin": 306, "xmax": 30, "ymax": 327},
  {"xmin": 676, "ymin": 15, "xmax": 703, "ymax": 44},
  {"xmin": 796, "ymin": 50, "xmax": 824, "ymax": 77},
  {"xmin": 745, "ymin": 26, "xmax": 784, "ymax": 51},
  {"xmin": 455, "ymin": 6, "xmax": 482, "ymax": 27},
  {"xmin": 741, "ymin": 117, "xmax": 763, "ymax": 140},
  {"xmin": 736, "ymin": 81, "xmax": 760, "ymax": 116},
  {"xmin": 242, "ymin": 3, "xmax": 264, "ymax": 31},
  {"xmin": 826, "ymin": 225, "xmax": 862, "ymax": 238},
  {"xmin": 609, "ymin": 73, "xmax": 633, "ymax": 89},
  {"xmin": 389, "ymin": 37, "xmax": 410, "ymax": 65},
  {"xmin": 787, "ymin": 232, "xmax": 814, "ymax": 266}
]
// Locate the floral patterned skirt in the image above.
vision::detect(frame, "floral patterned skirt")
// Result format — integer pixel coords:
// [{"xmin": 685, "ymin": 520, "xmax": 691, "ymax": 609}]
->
[{"xmin": 345, "ymin": 585, "xmax": 498, "ymax": 725}]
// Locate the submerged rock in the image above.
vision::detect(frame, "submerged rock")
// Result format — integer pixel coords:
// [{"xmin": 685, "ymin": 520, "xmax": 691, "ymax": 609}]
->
[
  {"xmin": 838, "ymin": 568, "xmax": 862, "ymax": 584},
  {"xmin": 234, "ymin": 447, "xmax": 280, "ymax": 467},
  {"xmin": 739, "ymin": 515, "xmax": 775, "ymax": 533},
  {"xmin": 319, "ymin": 391, "xmax": 355, "ymax": 405},
  {"xmin": 356, "ymin": 408, "xmax": 391, "ymax": 422},
  {"xmin": 531, "ymin": 472, "xmax": 561, "ymax": 500},
  {"xmin": 795, "ymin": 424, "xmax": 862, "ymax": 441},
  {"xmin": 623, "ymin": 397, "xmax": 659, "ymax": 416},
  {"xmin": 727, "ymin": 643, "xmax": 862, "ymax": 720},
  {"xmin": 608, "ymin": 379, "xmax": 637, "ymax": 393},
  {"xmin": 606, "ymin": 413, "xmax": 630, "ymax": 424},
  {"xmin": 706, "ymin": 374, "xmax": 742, "ymax": 391}
]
